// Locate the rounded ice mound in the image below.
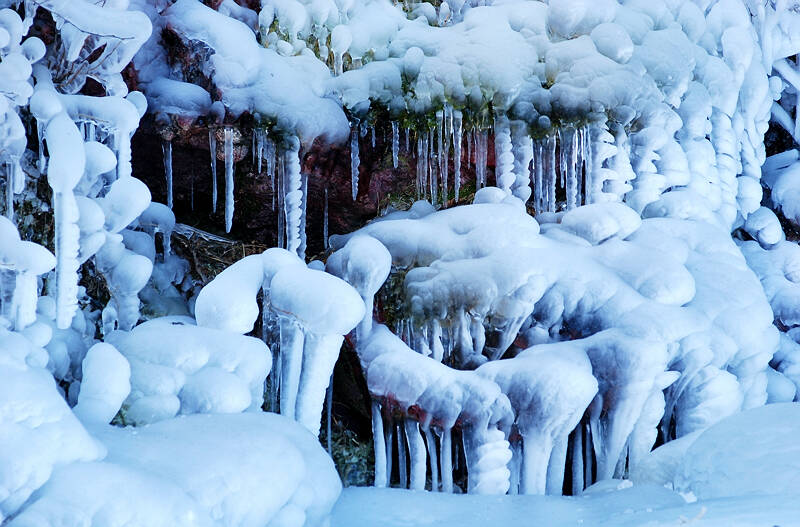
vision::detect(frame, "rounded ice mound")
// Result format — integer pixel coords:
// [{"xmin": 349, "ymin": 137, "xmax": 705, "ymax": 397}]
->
[
  {"xmin": 674, "ymin": 402, "xmax": 800, "ymax": 499},
  {"xmin": 560, "ymin": 202, "xmax": 642, "ymax": 244},
  {"xmin": 546, "ymin": 0, "xmax": 617, "ymax": 39},
  {"xmin": 73, "ymin": 343, "xmax": 131, "ymax": 425},
  {"xmin": 195, "ymin": 248, "xmax": 304, "ymax": 334},
  {"xmin": 106, "ymin": 318, "xmax": 269, "ymax": 425},
  {"xmin": 270, "ymin": 267, "xmax": 365, "ymax": 334}
]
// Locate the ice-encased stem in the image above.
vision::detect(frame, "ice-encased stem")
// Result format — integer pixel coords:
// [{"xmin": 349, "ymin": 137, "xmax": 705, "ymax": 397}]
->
[
  {"xmin": 511, "ymin": 121, "xmax": 533, "ymax": 203},
  {"xmin": 283, "ymin": 137, "xmax": 303, "ymax": 257},
  {"xmin": 391, "ymin": 121, "xmax": 399, "ymax": 169},
  {"xmin": 224, "ymin": 127, "xmax": 235, "ymax": 233},
  {"xmin": 162, "ymin": 140, "xmax": 173, "ymax": 209},
  {"xmin": 54, "ymin": 191, "xmax": 80, "ymax": 329},
  {"xmin": 209, "ymin": 129, "xmax": 218, "ymax": 213},
  {"xmin": 494, "ymin": 114, "xmax": 514, "ymax": 193},
  {"xmin": 350, "ymin": 125, "xmax": 360, "ymax": 201}
]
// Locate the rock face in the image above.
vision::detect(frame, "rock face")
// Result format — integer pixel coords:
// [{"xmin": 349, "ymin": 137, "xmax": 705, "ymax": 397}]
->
[{"xmin": 132, "ymin": 118, "xmax": 493, "ymax": 257}]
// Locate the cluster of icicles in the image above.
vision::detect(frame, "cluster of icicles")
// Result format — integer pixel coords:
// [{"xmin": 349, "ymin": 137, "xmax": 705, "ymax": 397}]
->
[
  {"xmin": 159, "ymin": 127, "xmax": 317, "ymax": 256},
  {"xmin": 351, "ymin": 108, "xmax": 596, "ymax": 213},
  {"xmin": 153, "ymin": 110, "xmax": 595, "ymax": 256}
]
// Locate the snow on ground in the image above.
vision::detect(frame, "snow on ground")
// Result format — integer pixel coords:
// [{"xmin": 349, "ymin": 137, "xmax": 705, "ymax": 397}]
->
[{"xmin": 333, "ymin": 403, "xmax": 800, "ymax": 527}]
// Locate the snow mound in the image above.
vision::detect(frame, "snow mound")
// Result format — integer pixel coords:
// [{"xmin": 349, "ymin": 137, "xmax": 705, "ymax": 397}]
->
[{"xmin": 675, "ymin": 402, "xmax": 800, "ymax": 500}]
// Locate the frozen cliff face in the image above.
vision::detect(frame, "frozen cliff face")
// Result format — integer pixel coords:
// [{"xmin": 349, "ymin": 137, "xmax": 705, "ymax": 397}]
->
[{"xmin": 329, "ymin": 193, "xmax": 778, "ymax": 494}]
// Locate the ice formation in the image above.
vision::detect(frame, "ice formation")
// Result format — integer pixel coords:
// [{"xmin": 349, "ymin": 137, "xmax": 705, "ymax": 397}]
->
[{"xmin": 2, "ymin": 0, "xmax": 800, "ymax": 524}]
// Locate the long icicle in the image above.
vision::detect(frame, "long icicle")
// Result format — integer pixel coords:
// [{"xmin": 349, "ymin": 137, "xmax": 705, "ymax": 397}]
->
[
  {"xmin": 163, "ymin": 140, "xmax": 173, "ymax": 210},
  {"xmin": 453, "ymin": 110, "xmax": 462, "ymax": 202},
  {"xmin": 350, "ymin": 124, "xmax": 360, "ymax": 201},
  {"xmin": 373, "ymin": 401, "xmax": 388, "ymax": 487},
  {"xmin": 209, "ymin": 129, "xmax": 218, "ymax": 213},
  {"xmin": 224, "ymin": 127, "xmax": 234, "ymax": 232},
  {"xmin": 392, "ymin": 121, "xmax": 400, "ymax": 169},
  {"xmin": 425, "ymin": 427, "xmax": 440, "ymax": 492},
  {"xmin": 441, "ymin": 427, "xmax": 453, "ymax": 492}
]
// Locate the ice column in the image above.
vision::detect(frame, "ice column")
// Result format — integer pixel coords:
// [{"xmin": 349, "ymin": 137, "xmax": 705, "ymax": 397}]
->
[{"xmin": 283, "ymin": 136, "xmax": 303, "ymax": 257}]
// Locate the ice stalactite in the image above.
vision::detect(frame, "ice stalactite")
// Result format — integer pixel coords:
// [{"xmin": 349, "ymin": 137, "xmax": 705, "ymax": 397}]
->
[
  {"xmin": 430, "ymin": 127, "xmax": 439, "ymax": 205},
  {"xmin": 511, "ymin": 121, "xmax": 533, "ymax": 203},
  {"xmin": 453, "ymin": 110, "xmax": 463, "ymax": 202},
  {"xmin": 31, "ymin": 88, "xmax": 84, "ymax": 329},
  {"xmin": 494, "ymin": 114, "xmax": 514, "ymax": 195},
  {"xmin": 350, "ymin": 124, "xmax": 360, "ymax": 201},
  {"xmin": 546, "ymin": 134, "xmax": 557, "ymax": 212},
  {"xmin": 560, "ymin": 128, "xmax": 578, "ymax": 210},
  {"xmin": 475, "ymin": 130, "xmax": 489, "ymax": 189},
  {"xmin": 277, "ymin": 154, "xmax": 285, "ymax": 249},
  {"xmin": 371, "ymin": 126, "xmax": 376, "ymax": 148},
  {"xmin": 323, "ymin": 186, "xmax": 329, "ymax": 249},
  {"xmin": 224, "ymin": 126, "xmax": 234, "ymax": 233},
  {"xmin": 3, "ymin": 162, "xmax": 14, "ymax": 221},
  {"xmin": 532, "ymin": 141, "xmax": 543, "ymax": 212},
  {"xmin": 441, "ymin": 109, "xmax": 451, "ymax": 205},
  {"xmin": 209, "ymin": 128, "xmax": 218, "ymax": 213},
  {"xmin": 162, "ymin": 140, "xmax": 173, "ymax": 209},
  {"xmin": 270, "ymin": 266, "xmax": 365, "ymax": 436},
  {"xmin": 391, "ymin": 121, "xmax": 399, "ymax": 169}
]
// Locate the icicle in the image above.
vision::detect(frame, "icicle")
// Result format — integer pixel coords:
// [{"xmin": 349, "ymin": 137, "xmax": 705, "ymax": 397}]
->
[
  {"xmin": 453, "ymin": 110, "xmax": 462, "ymax": 202},
  {"xmin": 224, "ymin": 127, "xmax": 235, "ymax": 233},
  {"xmin": 209, "ymin": 129, "xmax": 218, "ymax": 213},
  {"xmin": 430, "ymin": 127, "xmax": 438, "ymax": 205},
  {"xmin": 323, "ymin": 186, "xmax": 329, "ymax": 249},
  {"xmin": 405, "ymin": 127, "xmax": 410, "ymax": 152},
  {"xmin": 441, "ymin": 427, "xmax": 453, "ymax": 492},
  {"xmin": 565, "ymin": 128, "xmax": 579, "ymax": 210},
  {"xmin": 87, "ymin": 121, "xmax": 96, "ymax": 142},
  {"xmin": 425, "ymin": 427, "xmax": 440, "ymax": 491},
  {"xmin": 3, "ymin": 162, "xmax": 13, "ymax": 221},
  {"xmin": 373, "ymin": 401, "xmax": 388, "ymax": 487},
  {"xmin": 283, "ymin": 136, "xmax": 303, "ymax": 256},
  {"xmin": 350, "ymin": 125, "xmax": 360, "ymax": 201},
  {"xmin": 266, "ymin": 136, "xmax": 276, "ymax": 211},
  {"xmin": 371, "ymin": 126, "xmax": 376, "ymax": 148},
  {"xmin": 391, "ymin": 121, "xmax": 399, "ymax": 169},
  {"xmin": 442, "ymin": 108, "xmax": 450, "ymax": 205},
  {"xmin": 397, "ymin": 421, "xmax": 408, "ymax": 488},
  {"xmin": 547, "ymin": 134, "xmax": 557, "ymax": 212},
  {"xmin": 54, "ymin": 190, "xmax": 80, "ymax": 329},
  {"xmin": 277, "ymin": 154, "xmax": 285, "ymax": 249},
  {"xmin": 385, "ymin": 418, "xmax": 394, "ymax": 487},
  {"xmin": 583, "ymin": 126, "xmax": 594, "ymax": 205},
  {"xmin": 256, "ymin": 128, "xmax": 265, "ymax": 173},
  {"xmin": 533, "ymin": 141, "xmax": 543, "ymax": 212},
  {"xmin": 406, "ymin": 420, "xmax": 427, "ymax": 491},
  {"xmin": 570, "ymin": 429, "xmax": 583, "ymax": 495},
  {"xmin": 475, "ymin": 130, "xmax": 488, "ymax": 188},
  {"xmin": 326, "ymin": 372, "xmax": 334, "ymax": 454},
  {"xmin": 299, "ymin": 172, "xmax": 308, "ymax": 260},
  {"xmin": 37, "ymin": 123, "xmax": 47, "ymax": 174},
  {"xmin": 162, "ymin": 140, "xmax": 173, "ymax": 210}
]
